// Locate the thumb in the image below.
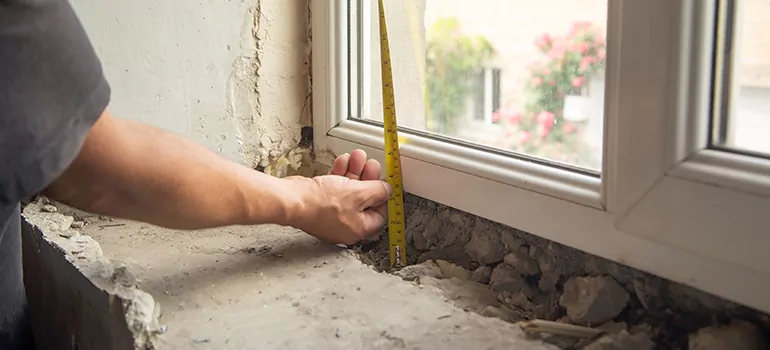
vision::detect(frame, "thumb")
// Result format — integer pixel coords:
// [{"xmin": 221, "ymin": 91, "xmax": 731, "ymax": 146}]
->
[{"xmin": 353, "ymin": 180, "xmax": 392, "ymax": 210}]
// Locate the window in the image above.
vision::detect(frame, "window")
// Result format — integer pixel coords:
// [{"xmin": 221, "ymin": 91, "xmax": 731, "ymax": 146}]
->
[{"xmin": 312, "ymin": 0, "xmax": 770, "ymax": 314}]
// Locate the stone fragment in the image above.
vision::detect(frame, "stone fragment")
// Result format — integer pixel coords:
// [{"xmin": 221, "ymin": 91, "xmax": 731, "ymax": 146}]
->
[
  {"xmin": 499, "ymin": 291, "xmax": 534, "ymax": 310},
  {"xmin": 416, "ymin": 246, "xmax": 475, "ymax": 270},
  {"xmin": 583, "ymin": 330, "xmax": 655, "ymax": 350},
  {"xmin": 434, "ymin": 260, "xmax": 471, "ymax": 280},
  {"xmin": 559, "ymin": 276, "xmax": 629, "ymax": 325},
  {"xmin": 470, "ymin": 266, "xmax": 492, "ymax": 284},
  {"xmin": 480, "ymin": 306, "xmax": 512, "ymax": 322},
  {"xmin": 419, "ymin": 277, "xmax": 499, "ymax": 314},
  {"xmin": 503, "ymin": 250, "xmax": 540, "ymax": 276},
  {"xmin": 464, "ymin": 222, "xmax": 505, "ymax": 264},
  {"xmin": 489, "ymin": 264, "xmax": 528, "ymax": 293},
  {"xmin": 499, "ymin": 231, "xmax": 524, "ymax": 253},
  {"xmin": 410, "ymin": 214, "xmax": 443, "ymax": 250},
  {"xmin": 70, "ymin": 221, "xmax": 86, "ymax": 229},
  {"xmin": 538, "ymin": 272, "xmax": 560, "ymax": 293},
  {"xmin": 41, "ymin": 204, "xmax": 58, "ymax": 213},
  {"xmin": 688, "ymin": 321, "xmax": 767, "ymax": 350},
  {"xmin": 393, "ymin": 260, "xmax": 443, "ymax": 282}
]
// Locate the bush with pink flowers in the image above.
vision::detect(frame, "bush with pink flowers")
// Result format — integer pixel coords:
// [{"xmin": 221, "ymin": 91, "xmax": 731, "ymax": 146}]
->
[{"xmin": 492, "ymin": 21, "xmax": 606, "ymax": 168}]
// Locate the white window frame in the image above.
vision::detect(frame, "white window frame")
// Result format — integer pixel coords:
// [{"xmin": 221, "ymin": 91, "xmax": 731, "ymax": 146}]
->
[{"xmin": 311, "ymin": 0, "xmax": 770, "ymax": 314}]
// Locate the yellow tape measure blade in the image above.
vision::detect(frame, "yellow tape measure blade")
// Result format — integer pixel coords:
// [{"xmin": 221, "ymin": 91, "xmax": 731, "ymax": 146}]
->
[{"xmin": 377, "ymin": 0, "xmax": 407, "ymax": 268}]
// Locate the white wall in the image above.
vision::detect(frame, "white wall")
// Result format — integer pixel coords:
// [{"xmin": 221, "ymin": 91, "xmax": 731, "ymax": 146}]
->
[{"xmin": 70, "ymin": 0, "xmax": 310, "ymax": 169}]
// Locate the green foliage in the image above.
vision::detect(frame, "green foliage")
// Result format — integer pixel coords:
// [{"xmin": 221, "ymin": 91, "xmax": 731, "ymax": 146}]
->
[{"xmin": 425, "ymin": 17, "xmax": 494, "ymax": 133}]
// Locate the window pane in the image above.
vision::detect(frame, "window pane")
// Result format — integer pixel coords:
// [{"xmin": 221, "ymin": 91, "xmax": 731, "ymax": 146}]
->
[
  {"xmin": 351, "ymin": 0, "xmax": 608, "ymax": 172},
  {"xmin": 713, "ymin": 0, "xmax": 770, "ymax": 156}
]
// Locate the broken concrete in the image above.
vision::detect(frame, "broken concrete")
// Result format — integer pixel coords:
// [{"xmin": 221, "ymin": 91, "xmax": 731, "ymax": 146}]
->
[
  {"xmin": 35, "ymin": 202, "xmax": 557, "ymax": 350},
  {"xmin": 357, "ymin": 194, "xmax": 770, "ymax": 349},
  {"xmin": 22, "ymin": 200, "xmax": 162, "ymax": 350}
]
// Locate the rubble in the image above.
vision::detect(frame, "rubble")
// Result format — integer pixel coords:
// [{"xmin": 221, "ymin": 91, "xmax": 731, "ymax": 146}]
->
[
  {"xmin": 559, "ymin": 276, "xmax": 630, "ymax": 325},
  {"xmin": 688, "ymin": 321, "xmax": 767, "ymax": 350},
  {"xmin": 582, "ymin": 330, "xmax": 655, "ymax": 350},
  {"xmin": 355, "ymin": 195, "xmax": 770, "ymax": 349},
  {"xmin": 393, "ymin": 260, "xmax": 443, "ymax": 282},
  {"xmin": 470, "ymin": 266, "xmax": 492, "ymax": 284}
]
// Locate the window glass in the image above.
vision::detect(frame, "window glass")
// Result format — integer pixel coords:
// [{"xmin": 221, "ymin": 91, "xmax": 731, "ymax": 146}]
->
[
  {"xmin": 350, "ymin": 0, "xmax": 608, "ymax": 171},
  {"xmin": 712, "ymin": 0, "xmax": 770, "ymax": 156}
]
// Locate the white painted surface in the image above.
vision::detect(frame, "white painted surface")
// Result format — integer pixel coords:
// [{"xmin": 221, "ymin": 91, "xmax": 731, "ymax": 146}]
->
[
  {"xmin": 315, "ymin": 0, "xmax": 770, "ymax": 314},
  {"xmin": 70, "ymin": 0, "xmax": 309, "ymax": 167}
]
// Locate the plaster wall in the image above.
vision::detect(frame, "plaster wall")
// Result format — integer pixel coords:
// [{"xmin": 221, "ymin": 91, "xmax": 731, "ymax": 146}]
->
[{"xmin": 70, "ymin": 0, "xmax": 311, "ymax": 172}]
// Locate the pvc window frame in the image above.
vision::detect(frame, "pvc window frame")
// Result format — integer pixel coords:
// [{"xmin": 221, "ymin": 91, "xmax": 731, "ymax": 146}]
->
[{"xmin": 311, "ymin": 0, "xmax": 770, "ymax": 314}]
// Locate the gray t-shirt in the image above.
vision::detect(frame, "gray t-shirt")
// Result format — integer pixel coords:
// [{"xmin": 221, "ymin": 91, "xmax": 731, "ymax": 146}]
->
[{"xmin": 1, "ymin": 0, "xmax": 110, "ymax": 348}]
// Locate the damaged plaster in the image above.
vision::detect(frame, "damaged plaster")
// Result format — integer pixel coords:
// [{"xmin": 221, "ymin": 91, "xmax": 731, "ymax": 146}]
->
[
  {"xmin": 227, "ymin": 0, "xmax": 314, "ymax": 175},
  {"xmin": 71, "ymin": 0, "xmax": 318, "ymax": 178}
]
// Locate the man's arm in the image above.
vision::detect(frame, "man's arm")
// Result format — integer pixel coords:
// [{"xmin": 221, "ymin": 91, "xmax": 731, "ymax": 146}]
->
[{"xmin": 43, "ymin": 110, "xmax": 301, "ymax": 230}]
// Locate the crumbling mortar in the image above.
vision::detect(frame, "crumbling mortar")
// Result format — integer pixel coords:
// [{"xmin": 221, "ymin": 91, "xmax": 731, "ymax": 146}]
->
[{"xmin": 352, "ymin": 193, "xmax": 770, "ymax": 349}]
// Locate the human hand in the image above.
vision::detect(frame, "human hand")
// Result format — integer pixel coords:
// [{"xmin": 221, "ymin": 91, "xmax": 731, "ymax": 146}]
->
[{"xmin": 287, "ymin": 150, "xmax": 391, "ymax": 245}]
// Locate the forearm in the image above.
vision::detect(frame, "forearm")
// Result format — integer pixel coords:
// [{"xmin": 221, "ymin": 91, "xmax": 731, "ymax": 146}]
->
[{"xmin": 44, "ymin": 111, "xmax": 303, "ymax": 230}]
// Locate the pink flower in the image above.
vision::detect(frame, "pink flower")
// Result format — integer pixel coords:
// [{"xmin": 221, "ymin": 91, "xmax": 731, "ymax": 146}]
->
[
  {"xmin": 537, "ymin": 124, "xmax": 550, "ymax": 138},
  {"xmin": 577, "ymin": 42, "xmax": 590, "ymax": 54},
  {"xmin": 519, "ymin": 131, "xmax": 531, "ymax": 144},
  {"xmin": 562, "ymin": 122, "xmax": 576, "ymax": 134},
  {"xmin": 543, "ymin": 68, "xmax": 551, "ymax": 76},
  {"xmin": 491, "ymin": 110, "xmax": 501, "ymax": 123},
  {"xmin": 548, "ymin": 42, "xmax": 566, "ymax": 59},
  {"xmin": 533, "ymin": 77, "xmax": 543, "ymax": 86},
  {"xmin": 534, "ymin": 34, "xmax": 552, "ymax": 49},
  {"xmin": 505, "ymin": 110, "xmax": 522, "ymax": 124},
  {"xmin": 572, "ymin": 76, "xmax": 583, "ymax": 88},
  {"xmin": 579, "ymin": 56, "xmax": 593, "ymax": 72},
  {"xmin": 537, "ymin": 111, "xmax": 556, "ymax": 129},
  {"xmin": 597, "ymin": 49, "xmax": 606, "ymax": 60},
  {"xmin": 548, "ymin": 80, "xmax": 555, "ymax": 86}
]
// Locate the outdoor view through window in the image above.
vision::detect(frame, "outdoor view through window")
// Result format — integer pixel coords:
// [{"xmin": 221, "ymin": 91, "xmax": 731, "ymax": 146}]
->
[
  {"xmin": 352, "ymin": 0, "xmax": 608, "ymax": 171},
  {"xmin": 713, "ymin": 0, "xmax": 770, "ymax": 157},
  {"xmin": 351, "ymin": 0, "xmax": 770, "ymax": 172}
]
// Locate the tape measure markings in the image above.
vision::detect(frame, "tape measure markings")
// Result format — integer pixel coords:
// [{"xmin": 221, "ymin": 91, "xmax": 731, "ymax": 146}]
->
[{"xmin": 377, "ymin": 0, "xmax": 407, "ymax": 268}]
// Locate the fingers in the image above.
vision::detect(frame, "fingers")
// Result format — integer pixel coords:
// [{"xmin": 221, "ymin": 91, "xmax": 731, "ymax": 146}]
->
[
  {"xmin": 329, "ymin": 149, "xmax": 382, "ymax": 181},
  {"xmin": 361, "ymin": 159, "xmax": 381, "ymax": 181},
  {"xmin": 344, "ymin": 149, "xmax": 367, "ymax": 180},
  {"xmin": 329, "ymin": 153, "xmax": 350, "ymax": 176}
]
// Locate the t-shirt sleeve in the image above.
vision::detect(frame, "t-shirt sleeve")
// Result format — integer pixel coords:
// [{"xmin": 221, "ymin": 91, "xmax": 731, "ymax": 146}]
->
[{"xmin": 0, "ymin": 0, "xmax": 111, "ymax": 206}]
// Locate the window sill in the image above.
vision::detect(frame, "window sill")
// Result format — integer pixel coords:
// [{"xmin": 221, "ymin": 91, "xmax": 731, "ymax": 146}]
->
[{"xmin": 320, "ymin": 119, "xmax": 770, "ymax": 314}]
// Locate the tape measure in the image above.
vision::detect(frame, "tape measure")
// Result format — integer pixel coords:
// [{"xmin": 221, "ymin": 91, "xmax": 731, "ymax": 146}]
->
[{"xmin": 377, "ymin": 0, "xmax": 407, "ymax": 268}]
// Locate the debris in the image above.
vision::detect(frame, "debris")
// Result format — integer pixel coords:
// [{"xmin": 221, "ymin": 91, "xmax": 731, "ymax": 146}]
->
[
  {"xmin": 416, "ymin": 246, "xmax": 475, "ymax": 270},
  {"xmin": 434, "ymin": 259, "xmax": 471, "ymax": 280},
  {"xmin": 582, "ymin": 330, "xmax": 655, "ymax": 350},
  {"xmin": 503, "ymin": 250, "xmax": 540, "ymax": 276},
  {"xmin": 70, "ymin": 221, "xmax": 86, "ymax": 229},
  {"xmin": 41, "ymin": 204, "xmax": 58, "ymax": 213},
  {"xmin": 420, "ymin": 277, "xmax": 499, "ymax": 314},
  {"xmin": 559, "ymin": 276, "xmax": 629, "ymax": 325},
  {"xmin": 489, "ymin": 264, "xmax": 532, "ymax": 295},
  {"xmin": 393, "ymin": 260, "xmax": 443, "ymax": 282},
  {"xmin": 463, "ymin": 223, "xmax": 505, "ymax": 264},
  {"xmin": 688, "ymin": 321, "xmax": 767, "ymax": 350},
  {"xmin": 470, "ymin": 266, "xmax": 492, "ymax": 284},
  {"xmin": 538, "ymin": 272, "xmax": 560, "ymax": 293},
  {"xmin": 481, "ymin": 306, "xmax": 514, "ymax": 322},
  {"xmin": 517, "ymin": 319, "xmax": 604, "ymax": 339}
]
